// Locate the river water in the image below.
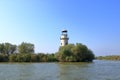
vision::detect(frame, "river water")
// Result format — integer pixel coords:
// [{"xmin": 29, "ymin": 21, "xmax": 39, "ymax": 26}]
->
[{"xmin": 0, "ymin": 60, "xmax": 120, "ymax": 80}]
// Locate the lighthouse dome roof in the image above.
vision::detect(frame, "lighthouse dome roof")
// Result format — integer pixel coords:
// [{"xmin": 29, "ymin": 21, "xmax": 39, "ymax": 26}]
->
[{"xmin": 62, "ymin": 30, "xmax": 67, "ymax": 32}]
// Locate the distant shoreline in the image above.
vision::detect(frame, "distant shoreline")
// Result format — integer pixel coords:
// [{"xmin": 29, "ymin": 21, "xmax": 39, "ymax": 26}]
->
[{"xmin": 96, "ymin": 55, "xmax": 120, "ymax": 61}]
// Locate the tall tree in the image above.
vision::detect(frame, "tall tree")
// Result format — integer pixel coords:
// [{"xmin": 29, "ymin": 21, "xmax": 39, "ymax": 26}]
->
[
  {"xmin": 0, "ymin": 43, "xmax": 4, "ymax": 54},
  {"xmin": 4, "ymin": 43, "xmax": 11, "ymax": 55},
  {"xmin": 18, "ymin": 42, "xmax": 34, "ymax": 53},
  {"xmin": 56, "ymin": 43, "xmax": 95, "ymax": 62},
  {"xmin": 10, "ymin": 45, "xmax": 17, "ymax": 54},
  {"xmin": 0, "ymin": 43, "xmax": 17, "ymax": 55}
]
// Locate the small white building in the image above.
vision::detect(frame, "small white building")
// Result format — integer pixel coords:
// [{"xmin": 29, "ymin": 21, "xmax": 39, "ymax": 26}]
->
[{"xmin": 60, "ymin": 30, "xmax": 69, "ymax": 46}]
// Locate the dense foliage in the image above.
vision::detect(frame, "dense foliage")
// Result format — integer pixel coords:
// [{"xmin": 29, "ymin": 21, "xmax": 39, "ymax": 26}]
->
[
  {"xmin": 18, "ymin": 42, "xmax": 34, "ymax": 53},
  {"xmin": 0, "ymin": 43, "xmax": 17, "ymax": 55},
  {"xmin": 0, "ymin": 42, "xmax": 95, "ymax": 62},
  {"xmin": 55, "ymin": 43, "xmax": 95, "ymax": 62},
  {"xmin": 96, "ymin": 55, "xmax": 120, "ymax": 60},
  {"xmin": 9, "ymin": 53, "xmax": 57, "ymax": 62}
]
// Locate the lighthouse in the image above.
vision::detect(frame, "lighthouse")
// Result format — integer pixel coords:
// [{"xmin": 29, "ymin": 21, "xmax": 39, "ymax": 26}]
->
[{"xmin": 60, "ymin": 30, "xmax": 69, "ymax": 46}]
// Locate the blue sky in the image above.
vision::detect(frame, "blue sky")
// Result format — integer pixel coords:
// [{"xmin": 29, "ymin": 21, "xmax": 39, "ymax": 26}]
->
[{"xmin": 0, "ymin": 0, "xmax": 120, "ymax": 56}]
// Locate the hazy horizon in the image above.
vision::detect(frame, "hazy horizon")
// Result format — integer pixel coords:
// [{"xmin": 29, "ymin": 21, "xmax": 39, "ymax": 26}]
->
[{"xmin": 0, "ymin": 0, "xmax": 120, "ymax": 56}]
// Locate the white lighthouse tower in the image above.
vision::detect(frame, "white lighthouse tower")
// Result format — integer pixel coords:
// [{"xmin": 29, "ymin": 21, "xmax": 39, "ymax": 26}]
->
[{"xmin": 60, "ymin": 30, "xmax": 69, "ymax": 46}]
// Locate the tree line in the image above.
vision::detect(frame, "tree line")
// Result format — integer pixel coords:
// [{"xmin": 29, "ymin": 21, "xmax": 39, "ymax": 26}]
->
[
  {"xmin": 96, "ymin": 55, "xmax": 120, "ymax": 60},
  {"xmin": 0, "ymin": 42, "xmax": 34, "ymax": 55},
  {"xmin": 0, "ymin": 42, "xmax": 95, "ymax": 62}
]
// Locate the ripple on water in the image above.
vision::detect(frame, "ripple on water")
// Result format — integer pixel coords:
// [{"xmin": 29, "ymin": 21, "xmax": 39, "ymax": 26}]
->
[{"xmin": 0, "ymin": 61, "xmax": 120, "ymax": 80}]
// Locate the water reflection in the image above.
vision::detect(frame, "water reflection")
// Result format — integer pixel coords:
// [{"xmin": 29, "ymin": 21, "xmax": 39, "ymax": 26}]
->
[
  {"xmin": 0, "ymin": 61, "xmax": 120, "ymax": 80},
  {"xmin": 57, "ymin": 62, "xmax": 92, "ymax": 80},
  {"xmin": 57, "ymin": 60, "xmax": 120, "ymax": 80}
]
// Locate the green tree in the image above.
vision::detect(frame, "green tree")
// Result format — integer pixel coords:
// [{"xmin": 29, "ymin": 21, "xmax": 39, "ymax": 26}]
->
[
  {"xmin": 71, "ymin": 43, "xmax": 88, "ymax": 61},
  {"xmin": 30, "ymin": 54, "xmax": 38, "ymax": 62},
  {"xmin": 56, "ymin": 44, "xmax": 75, "ymax": 62},
  {"xmin": 0, "ymin": 54, "xmax": 8, "ymax": 62},
  {"xmin": 47, "ymin": 54, "xmax": 57, "ymax": 62},
  {"xmin": 85, "ymin": 49, "xmax": 95, "ymax": 62},
  {"xmin": 0, "ymin": 43, "xmax": 17, "ymax": 55},
  {"xmin": 56, "ymin": 43, "xmax": 95, "ymax": 62},
  {"xmin": 18, "ymin": 42, "xmax": 34, "ymax": 53},
  {"xmin": 37, "ymin": 53, "xmax": 45, "ymax": 62},
  {"xmin": 10, "ymin": 45, "xmax": 17, "ymax": 54},
  {"xmin": 0, "ymin": 43, "xmax": 4, "ymax": 54},
  {"xmin": 4, "ymin": 43, "xmax": 12, "ymax": 55},
  {"xmin": 9, "ymin": 54, "xmax": 17, "ymax": 62}
]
